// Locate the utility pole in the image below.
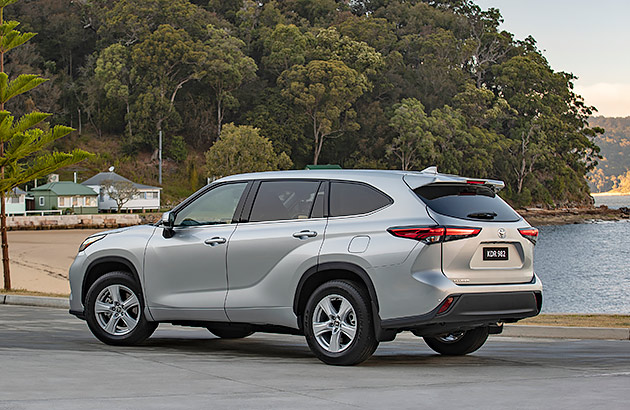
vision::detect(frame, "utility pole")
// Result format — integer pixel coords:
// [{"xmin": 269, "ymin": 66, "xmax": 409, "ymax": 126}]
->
[{"xmin": 158, "ymin": 130, "xmax": 163, "ymax": 185}]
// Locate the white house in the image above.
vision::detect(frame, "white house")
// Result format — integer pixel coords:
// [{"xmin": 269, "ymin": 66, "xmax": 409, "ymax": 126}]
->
[
  {"xmin": 4, "ymin": 187, "xmax": 32, "ymax": 215},
  {"xmin": 82, "ymin": 171, "xmax": 161, "ymax": 212}
]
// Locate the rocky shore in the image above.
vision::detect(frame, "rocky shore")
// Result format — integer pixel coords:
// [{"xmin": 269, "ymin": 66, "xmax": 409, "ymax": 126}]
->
[{"xmin": 519, "ymin": 206, "xmax": 630, "ymax": 226}]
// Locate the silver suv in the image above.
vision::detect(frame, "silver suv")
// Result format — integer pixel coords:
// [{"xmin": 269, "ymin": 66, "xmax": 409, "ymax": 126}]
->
[{"xmin": 69, "ymin": 168, "xmax": 542, "ymax": 365}]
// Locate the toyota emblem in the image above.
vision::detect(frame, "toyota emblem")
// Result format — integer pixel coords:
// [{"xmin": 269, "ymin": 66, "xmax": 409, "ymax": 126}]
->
[{"xmin": 497, "ymin": 228, "xmax": 507, "ymax": 239}]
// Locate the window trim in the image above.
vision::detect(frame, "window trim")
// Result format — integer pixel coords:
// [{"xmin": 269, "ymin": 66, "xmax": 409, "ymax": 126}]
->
[
  {"xmin": 328, "ymin": 180, "xmax": 393, "ymax": 218},
  {"xmin": 39, "ymin": 196, "xmax": 45, "ymax": 207}
]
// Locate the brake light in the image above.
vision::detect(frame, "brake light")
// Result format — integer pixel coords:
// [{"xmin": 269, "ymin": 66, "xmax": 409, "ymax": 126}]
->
[
  {"xmin": 387, "ymin": 227, "xmax": 445, "ymax": 243},
  {"xmin": 466, "ymin": 180, "xmax": 485, "ymax": 184},
  {"xmin": 388, "ymin": 226, "xmax": 481, "ymax": 244},
  {"xmin": 518, "ymin": 227, "xmax": 539, "ymax": 245},
  {"xmin": 444, "ymin": 227, "xmax": 481, "ymax": 242}
]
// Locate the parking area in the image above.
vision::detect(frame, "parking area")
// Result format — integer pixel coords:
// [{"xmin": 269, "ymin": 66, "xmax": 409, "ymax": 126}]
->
[{"xmin": 1, "ymin": 304, "xmax": 628, "ymax": 409}]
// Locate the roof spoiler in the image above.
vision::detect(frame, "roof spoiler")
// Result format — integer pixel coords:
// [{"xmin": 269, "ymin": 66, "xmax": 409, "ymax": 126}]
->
[{"xmin": 414, "ymin": 166, "xmax": 505, "ymax": 192}]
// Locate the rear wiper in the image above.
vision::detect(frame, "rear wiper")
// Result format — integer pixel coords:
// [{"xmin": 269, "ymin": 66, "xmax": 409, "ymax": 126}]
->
[{"xmin": 467, "ymin": 212, "xmax": 497, "ymax": 219}]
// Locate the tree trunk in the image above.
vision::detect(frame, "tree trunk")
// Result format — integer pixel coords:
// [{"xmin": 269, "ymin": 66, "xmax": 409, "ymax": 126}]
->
[
  {"xmin": 0, "ymin": 7, "xmax": 9, "ymax": 290},
  {"xmin": 312, "ymin": 116, "xmax": 320, "ymax": 165},
  {"xmin": 126, "ymin": 100, "xmax": 133, "ymax": 139},
  {"xmin": 217, "ymin": 97, "xmax": 223, "ymax": 139},
  {"xmin": 1, "ymin": 191, "xmax": 9, "ymax": 290}
]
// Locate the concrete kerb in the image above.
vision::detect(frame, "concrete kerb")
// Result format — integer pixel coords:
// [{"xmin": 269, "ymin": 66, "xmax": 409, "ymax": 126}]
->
[
  {"xmin": 1, "ymin": 294, "xmax": 629, "ymax": 341},
  {"xmin": 0, "ymin": 294, "xmax": 69, "ymax": 309}
]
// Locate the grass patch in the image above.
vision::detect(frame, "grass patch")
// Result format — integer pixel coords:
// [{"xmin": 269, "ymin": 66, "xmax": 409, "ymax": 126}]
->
[
  {"xmin": 519, "ymin": 314, "xmax": 630, "ymax": 328},
  {"xmin": 1, "ymin": 288, "xmax": 69, "ymax": 298}
]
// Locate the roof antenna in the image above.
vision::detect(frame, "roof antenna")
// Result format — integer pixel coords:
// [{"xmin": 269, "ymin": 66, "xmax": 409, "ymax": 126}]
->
[
  {"xmin": 108, "ymin": 166, "xmax": 115, "ymax": 172},
  {"xmin": 421, "ymin": 166, "xmax": 438, "ymax": 174}
]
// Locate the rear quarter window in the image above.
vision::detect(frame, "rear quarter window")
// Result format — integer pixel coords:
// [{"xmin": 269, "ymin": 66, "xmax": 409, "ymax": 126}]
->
[
  {"xmin": 414, "ymin": 183, "xmax": 520, "ymax": 222},
  {"xmin": 330, "ymin": 181, "xmax": 392, "ymax": 217}
]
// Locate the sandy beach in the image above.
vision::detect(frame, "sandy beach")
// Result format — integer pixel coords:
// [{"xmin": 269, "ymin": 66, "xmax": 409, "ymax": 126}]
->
[{"xmin": 5, "ymin": 229, "xmax": 106, "ymax": 295}]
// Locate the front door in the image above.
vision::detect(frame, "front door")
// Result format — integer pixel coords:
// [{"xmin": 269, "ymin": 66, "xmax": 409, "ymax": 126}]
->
[{"xmin": 144, "ymin": 182, "xmax": 248, "ymax": 321}]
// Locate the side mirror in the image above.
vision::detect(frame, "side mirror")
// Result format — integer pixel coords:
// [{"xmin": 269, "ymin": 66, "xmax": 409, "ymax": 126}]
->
[{"xmin": 161, "ymin": 211, "xmax": 176, "ymax": 238}]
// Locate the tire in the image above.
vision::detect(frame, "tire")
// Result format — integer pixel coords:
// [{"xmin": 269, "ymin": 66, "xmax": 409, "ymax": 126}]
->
[
  {"xmin": 423, "ymin": 327, "xmax": 489, "ymax": 356},
  {"xmin": 85, "ymin": 271, "xmax": 157, "ymax": 346},
  {"xmin": 207, "ymin": 326, "xmax": 254, "ymax": 339},
  {"xmin": 303, "ymin": 280, "xmax": 378, "ymax": 366}
]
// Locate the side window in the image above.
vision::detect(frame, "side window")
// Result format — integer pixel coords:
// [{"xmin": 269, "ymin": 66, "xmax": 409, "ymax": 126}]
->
[
  {"xmin": 329, "ymin": 181, "xmax": 392, "ymax": 217},
  {"xmin": 249, "ymin": 180, "xmax": 321, "ymax": 222},
  {"xmin": 175, "ymin": 183, "xmax": 247, "ymax": 226}
]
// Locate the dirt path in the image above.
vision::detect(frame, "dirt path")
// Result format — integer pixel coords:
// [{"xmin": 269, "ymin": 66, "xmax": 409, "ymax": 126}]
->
[{"xmin": 5, "ymin": 229, "xmax": 106, "ymax": 294}]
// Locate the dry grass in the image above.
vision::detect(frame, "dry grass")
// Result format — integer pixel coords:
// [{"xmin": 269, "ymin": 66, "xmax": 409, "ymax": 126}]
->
[
  {"xmin": 519, "ymin": 314, "xmax": 630, "ymax": 328},
  {"xmin": 1, "ymin": 288, "xmax": 69, "ymax": 298}
]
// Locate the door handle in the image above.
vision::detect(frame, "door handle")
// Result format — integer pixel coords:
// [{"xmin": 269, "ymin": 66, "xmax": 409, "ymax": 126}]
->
[
  {"xmin": 204, "ymin": 237, "xmax": 227, "ymax": 246},
  {"xmin": 292, "ymin": 230, "xmax": 317, "ymax": 239}
]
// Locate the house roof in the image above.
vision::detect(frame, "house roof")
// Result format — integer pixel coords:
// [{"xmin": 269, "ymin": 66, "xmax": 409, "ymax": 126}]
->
[
  {"xmin": 31, "ymin": 181, "xmax": 98, "ymax": 196},
  {"xmin": 81, "ymin": 172, "xmax": 161, "ymax": 190},
  {"xmin": 12, "ymin": 187, "xmax": 27, "ymax": 195}
]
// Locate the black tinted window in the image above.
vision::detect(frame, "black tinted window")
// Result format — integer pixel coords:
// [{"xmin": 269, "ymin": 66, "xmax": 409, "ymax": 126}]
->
[
  {"xmin": 250, "ymin": 181, "xmax": 321, "ymax": 222},
  {"xmin": 329, "ymin": 182, "xmax": 392, "ymax": 217},
  {"xmin": 414, "ymin": 183, "xmax": 520, "ymax": 222}
]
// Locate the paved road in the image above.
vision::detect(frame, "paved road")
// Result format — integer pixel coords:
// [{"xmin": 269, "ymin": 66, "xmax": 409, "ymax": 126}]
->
[{"xmin": 1, "ymin": 305, "xmax": 628, "ymax": 410}]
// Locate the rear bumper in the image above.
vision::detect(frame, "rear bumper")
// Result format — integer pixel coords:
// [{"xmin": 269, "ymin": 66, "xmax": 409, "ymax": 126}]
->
[{"xmin": 380, "ymin": 290, "xmax": 542, "ymax": 336}]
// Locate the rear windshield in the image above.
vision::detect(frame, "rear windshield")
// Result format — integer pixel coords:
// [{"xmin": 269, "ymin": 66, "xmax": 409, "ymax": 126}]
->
[{"xmin": 414, "ymin": 183, "xmax": 521, "ymax": 222}]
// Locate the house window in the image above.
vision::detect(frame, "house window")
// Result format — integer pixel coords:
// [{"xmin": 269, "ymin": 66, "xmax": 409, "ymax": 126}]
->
[
  {"xmin": 151, "ymin": 192, "xmax": 159, "ymax": 199},
  {"xmin": 85, "ymin": 197, "xmax": 97, "ymax": 207},
  {"xmin": 58, "ymin": 196, "xmax": 72, "ymax": 208},
  {"xmin": 39, "ymin": 197, "xmax": 45, "ymax": 206},
  {"xmin": 8, "ymin": 196, "xmax": 20, "ymax": 204}
]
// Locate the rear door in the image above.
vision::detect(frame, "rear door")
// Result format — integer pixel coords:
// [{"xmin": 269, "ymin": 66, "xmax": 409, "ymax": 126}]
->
[
  {"xmin": 414, "ymin": 182, "xmax": 534, "ymax": 285},
  {"xmin": 225, "ymin": 179, "xmax": 327, "ymax": 326}
]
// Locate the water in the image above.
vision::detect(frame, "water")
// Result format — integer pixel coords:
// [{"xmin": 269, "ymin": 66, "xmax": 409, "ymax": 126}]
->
[
  {"xmin": 593, "ymin": 194, "xmax": 630, "ymax": 209},
  {"xmin": 534, "ymin": 221, "xmax": 630, "ymax": 313}
]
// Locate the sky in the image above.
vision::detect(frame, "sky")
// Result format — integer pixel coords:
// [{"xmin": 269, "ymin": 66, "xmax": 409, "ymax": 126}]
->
[{"xmin": 475, "ymin": 0, "xmax": 630, "ymax": 117}]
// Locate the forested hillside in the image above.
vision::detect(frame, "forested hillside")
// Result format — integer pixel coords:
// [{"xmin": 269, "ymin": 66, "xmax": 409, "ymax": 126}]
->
[
  {"xmin": 588, "ymin": 116, "xmax": 630, "ymax": 193},
  {"xmin": 8, "ymin": 0, "xmax": 602, "ymax": 206}
]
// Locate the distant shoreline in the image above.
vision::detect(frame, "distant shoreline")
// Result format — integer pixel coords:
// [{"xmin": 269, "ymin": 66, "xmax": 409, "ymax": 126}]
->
[
  {"xmin": 591, "ymin": 192, "xmax": 630, "ymax": 197},
  {"xmin": 519, "ymin": 207, "xmax": 629, "ymax": 226}
]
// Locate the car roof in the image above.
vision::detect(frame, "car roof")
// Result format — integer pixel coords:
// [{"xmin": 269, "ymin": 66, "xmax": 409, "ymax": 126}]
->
[{"xmin": 216, "ymin": 169, "xmax": 504, "ymax": 191}]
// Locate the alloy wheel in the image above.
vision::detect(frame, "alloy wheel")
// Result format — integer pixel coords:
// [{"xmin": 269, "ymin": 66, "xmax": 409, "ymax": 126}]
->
[
  {"xmin": 94, "ymin": 284, "xmax": 140, "ymax": 336},
  {"xmin": 312, "ymin": 294, "xmax": 357, "ymax": 353}
]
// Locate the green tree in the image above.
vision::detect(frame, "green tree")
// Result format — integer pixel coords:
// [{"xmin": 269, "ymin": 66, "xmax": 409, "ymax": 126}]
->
[
  {"xmin": 387, "ymin": 98, "xmax": 435, "ymax": 170},
  {"xmin": 262, "ymin": 24, "xmax": 308, "ymax": 74},
  {"xmin": 0, "ymin": 0, "xmax": 91, "ymax": 290},
  {"xmin": 205, "ymin": 123, "xmax": 292, "ymax": 177},
  {"xmin": 94, "ymin": 44, "xmax": 133, "ymax": 138},
  {"xmin": 130, "ymin": 24, "xmax": 207, "ymax": 146},
  {"xmin": 203, "ymin": 25, "xmax": 257, "ymax": 137},
  {"xmin": 279, "ymin": 60, "xmax": 368, "ymax": 164}
]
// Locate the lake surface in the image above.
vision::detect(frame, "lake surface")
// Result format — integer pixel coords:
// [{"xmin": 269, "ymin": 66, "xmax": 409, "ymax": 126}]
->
[
  {"xmin": 593, "ymin": 194, "xmax": 630, "ymax": 209},
  {"xmin": 534, "ymin": 220, "xmax": 630, "ymax": 314}
]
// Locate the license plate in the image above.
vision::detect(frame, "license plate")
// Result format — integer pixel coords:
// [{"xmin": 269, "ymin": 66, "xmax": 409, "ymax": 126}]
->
[{"xmin": 483, "ymin": 247, "xmax": 508, "ymax": 261}]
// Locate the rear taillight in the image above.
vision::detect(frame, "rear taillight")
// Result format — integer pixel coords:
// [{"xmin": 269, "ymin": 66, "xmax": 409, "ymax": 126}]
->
[
  {"xmin": 518, "ymin": 227, "xmax": 539, "ymax": 245},
  {"xmin": 388, "ymin": 226, "xmax": 481, "ymax": 244}
]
